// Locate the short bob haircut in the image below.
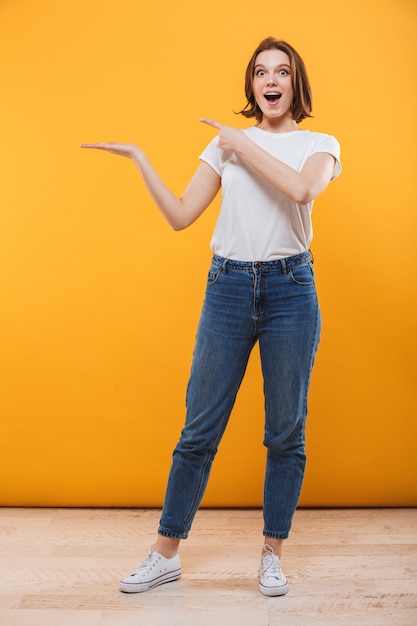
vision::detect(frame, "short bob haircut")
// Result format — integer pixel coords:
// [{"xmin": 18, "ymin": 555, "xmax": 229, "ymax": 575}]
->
[{"xmin": 238, "ymin": 37, "xmax": 313, "ymax": 124}]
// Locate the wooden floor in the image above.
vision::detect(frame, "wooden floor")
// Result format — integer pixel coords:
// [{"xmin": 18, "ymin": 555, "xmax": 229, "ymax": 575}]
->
[{"xmin": 0, "ymin": 508, "xmax": 416, "ymax": 625}]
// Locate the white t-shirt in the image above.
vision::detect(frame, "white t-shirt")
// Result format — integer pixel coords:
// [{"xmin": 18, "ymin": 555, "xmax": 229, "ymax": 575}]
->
[{"xmin": 199, "ymin": 126, "xmax": 341, "ymax": 261}]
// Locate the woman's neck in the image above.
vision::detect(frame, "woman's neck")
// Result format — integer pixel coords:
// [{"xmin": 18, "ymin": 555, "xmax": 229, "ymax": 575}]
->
[{"xmin": 256, "ymin": 115, "xmax": 299, "ymax": 134}]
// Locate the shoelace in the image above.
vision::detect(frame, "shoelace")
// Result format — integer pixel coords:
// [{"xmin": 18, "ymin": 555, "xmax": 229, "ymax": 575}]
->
[
  {"xmin": 261, "ymin": 545, "xmax": 284, "ymax": 579},
  {"xmin": 133, "ymin": 544, "xmax": 160, "ymax": 575}
]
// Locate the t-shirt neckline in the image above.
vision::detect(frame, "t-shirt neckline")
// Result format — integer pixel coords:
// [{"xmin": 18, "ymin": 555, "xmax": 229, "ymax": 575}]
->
[{"xmin": 250, "ymin": 125, "xmax": 308, "ymax": 136}]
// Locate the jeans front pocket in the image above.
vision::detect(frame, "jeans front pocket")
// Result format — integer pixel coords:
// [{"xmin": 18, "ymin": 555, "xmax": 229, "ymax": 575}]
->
[
  {"xmin": 207, "ymin": 264, "xmax": 223, "ymax": 286},
  {"xmin": 288, "ymin": 262, "xmax": 315, "ymax": 286}
]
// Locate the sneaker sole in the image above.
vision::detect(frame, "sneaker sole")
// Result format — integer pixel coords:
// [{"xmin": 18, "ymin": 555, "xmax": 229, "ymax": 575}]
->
[
  {"xmin": 258, "ymin": 581, "xmax": 289, "ymax": 597},
  {"xmin": 119, "ymin": 568, "xmax": 182, "ymax": 593}
]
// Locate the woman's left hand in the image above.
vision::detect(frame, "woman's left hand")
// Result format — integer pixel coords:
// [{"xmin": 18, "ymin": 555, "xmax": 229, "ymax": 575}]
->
[{"xmin": 200, "ymin": 118, "xmax": 247, "ymax": 154}]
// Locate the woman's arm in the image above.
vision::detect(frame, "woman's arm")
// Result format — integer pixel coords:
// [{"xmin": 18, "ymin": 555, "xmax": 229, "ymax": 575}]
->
[
  {"xmin": 200, "ymin": 119, "xmax": 336, "ymax": 205},
  {"xmin": 81, "ymin": 142, "xmax": 221, "ymax": 230}
]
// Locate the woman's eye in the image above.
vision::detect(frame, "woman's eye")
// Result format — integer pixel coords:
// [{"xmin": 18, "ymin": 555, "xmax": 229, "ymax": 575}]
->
[
  {"xmin": 256, "ymin": 69, "xmax": 266, "ymax": 76},
  {"xmin": 279, "ymin": 69, "xmax": 289, "ymax": 76}
]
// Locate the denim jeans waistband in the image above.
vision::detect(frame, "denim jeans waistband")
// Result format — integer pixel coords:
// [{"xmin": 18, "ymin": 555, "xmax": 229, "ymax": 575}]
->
[{"xmin": 211, "ymin": 250, "xmax": 313, "ymax": 274}]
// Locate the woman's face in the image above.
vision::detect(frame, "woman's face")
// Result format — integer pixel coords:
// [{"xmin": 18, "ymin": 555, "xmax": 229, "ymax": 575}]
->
[{"xmin": 252, "ymin": 48, "xmax": 294, "ymax": 127}]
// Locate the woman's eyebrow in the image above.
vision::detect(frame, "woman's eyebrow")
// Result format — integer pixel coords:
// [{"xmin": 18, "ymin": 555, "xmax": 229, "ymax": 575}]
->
[{"xmin": 254, "ymin": 63, "xmax": 291, "ymax": 70}]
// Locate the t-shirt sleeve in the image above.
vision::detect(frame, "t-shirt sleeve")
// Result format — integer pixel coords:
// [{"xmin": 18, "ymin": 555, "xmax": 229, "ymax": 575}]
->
[
  {"xmin": 199, "ymin": 137, "xmax": 221, "ymax": 176},
  {"xmin": 311, "ymin": 135, "xmax": 342, "ymax": 180}
]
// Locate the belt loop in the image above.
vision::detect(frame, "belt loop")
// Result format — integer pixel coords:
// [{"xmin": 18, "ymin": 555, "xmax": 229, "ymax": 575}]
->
[
  {"xmin": 281, "ymin": 258, "xmax": 287, "ymax": 274},
  {"xmin": 221, "ymin": 258, "xmax": 228, "ymax": 274},
  {"xmin": 309, "ymin": 249, "xmax": 314, "ymax": 264}
]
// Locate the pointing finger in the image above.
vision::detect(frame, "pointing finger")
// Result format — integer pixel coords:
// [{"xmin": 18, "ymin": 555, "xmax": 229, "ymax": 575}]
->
[{"xmin": 200, "ymin": 118, "xmax": 223, "ymax": 130}]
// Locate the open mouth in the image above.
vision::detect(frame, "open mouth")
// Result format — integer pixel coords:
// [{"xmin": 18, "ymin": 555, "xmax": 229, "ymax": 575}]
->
[{"xmin": 264, "ymin": 93, "xmax": 282, "ymax": 103}]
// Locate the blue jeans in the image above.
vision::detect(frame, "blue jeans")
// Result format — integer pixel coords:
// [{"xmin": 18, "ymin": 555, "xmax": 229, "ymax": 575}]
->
[{"xmin": 158, "ymin": 251, "xmax": 321, "ymax": 540}]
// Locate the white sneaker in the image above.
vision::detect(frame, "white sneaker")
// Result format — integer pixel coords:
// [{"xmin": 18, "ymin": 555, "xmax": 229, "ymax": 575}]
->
[
  {"xmin": 258, "ymin": 544, "xmax": 289, "ymax": 597},
  {"xmin": 119, "ymin": 545, "xmax": 181, "ymax": 593}
]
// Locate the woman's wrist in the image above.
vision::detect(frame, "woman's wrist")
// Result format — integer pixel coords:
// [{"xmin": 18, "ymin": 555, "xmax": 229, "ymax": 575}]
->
[{"xmin": 131, "ymin": 146, "xmax": 146, "ymax": 166}]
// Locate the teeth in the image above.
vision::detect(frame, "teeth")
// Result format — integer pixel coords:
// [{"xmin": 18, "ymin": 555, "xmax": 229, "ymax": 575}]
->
[{"xmin": 265, "ymin": 93, "xmax": 281, "ymax": 100}]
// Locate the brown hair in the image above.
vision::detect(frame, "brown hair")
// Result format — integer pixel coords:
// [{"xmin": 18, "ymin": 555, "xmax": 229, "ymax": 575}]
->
[{"xmin": 238, "ymin": 37, "xmax": 313, "ymax": 124}]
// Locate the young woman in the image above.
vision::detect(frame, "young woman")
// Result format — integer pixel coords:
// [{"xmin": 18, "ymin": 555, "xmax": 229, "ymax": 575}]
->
[{"xmin": 82, "ymin": 36, "xmax": 341, "ymax": 597}]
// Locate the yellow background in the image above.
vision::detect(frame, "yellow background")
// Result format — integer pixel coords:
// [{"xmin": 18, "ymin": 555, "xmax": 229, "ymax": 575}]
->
[{"xmin": 0, "ymin": 0, "xmax": 416, "ymax": 507}]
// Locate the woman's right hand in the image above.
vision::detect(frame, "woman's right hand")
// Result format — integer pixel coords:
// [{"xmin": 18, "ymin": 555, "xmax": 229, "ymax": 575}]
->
[{"xmin": 81, "ymin": 142, "xmax": 142, "ymax": 159}]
